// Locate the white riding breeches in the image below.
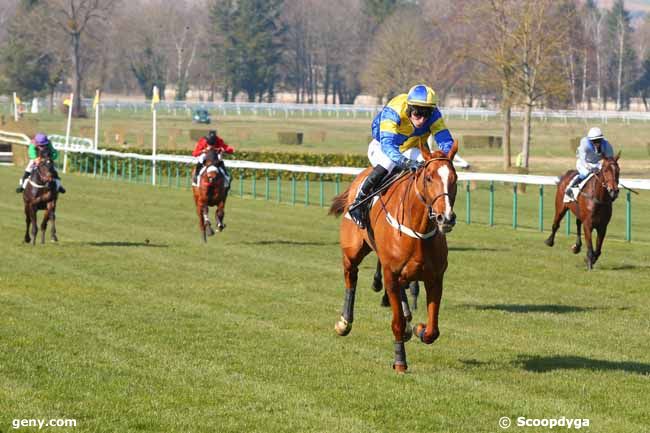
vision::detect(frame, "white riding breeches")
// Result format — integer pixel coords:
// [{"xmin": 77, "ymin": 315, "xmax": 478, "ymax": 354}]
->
[{"xmin": 367, "ymin": 139, "xmax": 422, "ymax": 172}]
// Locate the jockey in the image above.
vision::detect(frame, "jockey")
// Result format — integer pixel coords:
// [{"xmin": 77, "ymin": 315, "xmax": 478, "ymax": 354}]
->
[
  {"xmin": 191, "ymin": 130, "xmax": 234, "ymax": 187},
  {"xmin": 566, "ymin": 127, "xmax": 614, "ymax": 200},
  {"xmin": 348, "ymin": 84, "xmax": 455, "ymax": 228},
  {"xmin": 16, "ymin": 133, "xmax": 66, "ymax": 194}
]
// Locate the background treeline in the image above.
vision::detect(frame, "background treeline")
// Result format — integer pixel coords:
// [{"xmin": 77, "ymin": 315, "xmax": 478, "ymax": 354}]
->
[{"xmin": 0, "ymin": 0, "xmax": 649, "ymax": 114}]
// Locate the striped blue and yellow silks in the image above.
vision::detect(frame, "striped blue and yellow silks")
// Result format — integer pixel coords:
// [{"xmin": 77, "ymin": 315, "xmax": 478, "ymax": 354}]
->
[{"xmin": 371, "ymin": 93, "xmax": 454, "ymax": 165}]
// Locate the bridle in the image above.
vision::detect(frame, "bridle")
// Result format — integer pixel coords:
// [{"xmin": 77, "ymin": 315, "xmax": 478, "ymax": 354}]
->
[{"xmin": 413, "ymin": 157, "xmax": 455, "ymax": 223}]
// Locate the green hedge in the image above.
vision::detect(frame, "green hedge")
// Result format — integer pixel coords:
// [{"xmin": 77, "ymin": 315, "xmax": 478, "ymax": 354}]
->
[{"xmin": 67, "ymin": 148, "xmax": 368, "ymax": 182}]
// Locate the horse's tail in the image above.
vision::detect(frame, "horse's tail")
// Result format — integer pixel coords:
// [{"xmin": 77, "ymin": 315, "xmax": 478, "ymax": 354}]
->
[{"xmin": 329, "ymin": 187, "xmax": 350, "ymax": 217}]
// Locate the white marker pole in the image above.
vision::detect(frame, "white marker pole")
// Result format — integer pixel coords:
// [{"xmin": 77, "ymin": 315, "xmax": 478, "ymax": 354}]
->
[{"xmin": 63, "ymin": 93, "xmax": 73, "ymax": 173}]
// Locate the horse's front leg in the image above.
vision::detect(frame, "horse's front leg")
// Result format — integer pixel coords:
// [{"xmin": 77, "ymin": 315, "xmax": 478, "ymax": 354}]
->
[
  {"xmin": 202, "ymin": 205, "xmax": 214, "ymax": 238},
  {"xmin": 414, "ymin": 274, "xmax": 443, "ymax": 345},
  {"xmin": 40, "ymin": 208, "xmax": 50, "ymax": 244},
  {"xmin": 384, "ymin": 269, "xmax": 408, "ymax": 373},
  {"xmin": 372, "ymin": 260, "xmax": 383, "ymax": 292},
  {"xmin": 583, "ymin": 222, "xmax": 595, "ymax": 270},
  {"xmin": 24, "ymin": 206, "xmax": 31, "ymax": 243},
  {"xmin": 545, "ymin": 204, "xmax": 569, "ymax": 247},
  {"xmin": 593, "ymin": 225, "xmax": 608, "ymax": 266},
  {"xmin": 215, "ymin": 201, "xmax": 226, "ymax": 232},
  {"xmin": 49, "ymin": 205, "xmax": 58, "ymax": 242},
  {"xmin": 30, "ymin": 208, "xmax": 38, "ymax": 246},
  {"xmin": 572, "ymin": 219, "xmax": 582, "ymax": 254}
]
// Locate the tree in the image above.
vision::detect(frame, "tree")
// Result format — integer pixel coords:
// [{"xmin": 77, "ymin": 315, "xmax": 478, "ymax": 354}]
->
[
  {"xmin": 210, "ymin": 0, "xmax": 285, "ymax": 102},
  {"xmin": 40, "ymin": 0, "xmax": 118, "ymax": 116},
  {"xmin": 606, "ymin": 0, "xmax": 637, "ymax": 110}
]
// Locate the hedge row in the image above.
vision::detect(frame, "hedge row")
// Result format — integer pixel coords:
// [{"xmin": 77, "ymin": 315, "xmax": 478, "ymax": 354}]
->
[{"xmin": 67, "ymin": 148, "xmax": 368, "ymax": 182}]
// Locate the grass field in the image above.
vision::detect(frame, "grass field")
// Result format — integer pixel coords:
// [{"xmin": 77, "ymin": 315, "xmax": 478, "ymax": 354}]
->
[
  {"xmin": 11, "ymin": 108, "xmax": 650, "ymax": 176},
  {"xmin": 1, "ymin": 166, "xmax": 649, "ymax": 433}
]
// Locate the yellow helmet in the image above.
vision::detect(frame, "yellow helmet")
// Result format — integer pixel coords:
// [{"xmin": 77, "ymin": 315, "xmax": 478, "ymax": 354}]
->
[{"xmin": 407, "ymin": 84, "xmax": 438, "ymax": 107}]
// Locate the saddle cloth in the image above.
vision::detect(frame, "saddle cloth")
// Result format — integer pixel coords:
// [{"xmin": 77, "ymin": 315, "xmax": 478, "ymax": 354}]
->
[{"xmin": 563, "ymin": 173, "xmax": 594, "ymax": 203}]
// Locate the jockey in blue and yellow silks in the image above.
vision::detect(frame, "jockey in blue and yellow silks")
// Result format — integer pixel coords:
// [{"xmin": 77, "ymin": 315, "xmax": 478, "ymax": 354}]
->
[{"xmin": 348, "ymin": 84, "xmax": 455, "ymax": 228}]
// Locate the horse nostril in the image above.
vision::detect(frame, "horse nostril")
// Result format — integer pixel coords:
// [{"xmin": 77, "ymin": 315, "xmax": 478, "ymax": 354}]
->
[
  {"xmin": 435, "ymin": 214, "xmax": 445, "ymax": 225},
  {"xmin": 450, "ymin": 212, "xmax": 456, "ymax": 225}
]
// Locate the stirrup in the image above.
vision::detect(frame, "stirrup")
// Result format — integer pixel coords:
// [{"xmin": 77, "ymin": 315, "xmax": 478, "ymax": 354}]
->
[
  {"xmin": 348, "ymin": 201, "xmax": 367, "ymax": 229},
  {"xmin": 16, "ymin": 186, "xmax": 24, "ymax": 193}
]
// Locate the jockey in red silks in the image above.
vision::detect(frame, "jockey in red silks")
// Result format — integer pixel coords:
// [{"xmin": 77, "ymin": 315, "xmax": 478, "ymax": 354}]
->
[{"xmin": 191, "ymin": 130, "xmax": 234, "ymax": 187}]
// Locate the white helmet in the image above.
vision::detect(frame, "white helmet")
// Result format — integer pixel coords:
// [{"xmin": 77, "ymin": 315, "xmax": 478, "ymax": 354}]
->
[{"xmin": 587, "ymin": 127, "xmax": 604, "ymax": 141}]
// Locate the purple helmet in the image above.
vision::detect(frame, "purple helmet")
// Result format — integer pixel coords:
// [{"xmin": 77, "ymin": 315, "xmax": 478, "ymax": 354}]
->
[{"xmin": 33, "ymin": 133, "xmax": 50, "ymax": 147}]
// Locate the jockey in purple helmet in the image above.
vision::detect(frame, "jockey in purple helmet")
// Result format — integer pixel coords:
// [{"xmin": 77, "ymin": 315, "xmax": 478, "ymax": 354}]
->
[
  {"xmin": 16, "ymin": 133, "xmax": 66, "ymax": 193},
  {"xmin": 348, "ymin": 84, "xmax": 455, "ymax": 228}
]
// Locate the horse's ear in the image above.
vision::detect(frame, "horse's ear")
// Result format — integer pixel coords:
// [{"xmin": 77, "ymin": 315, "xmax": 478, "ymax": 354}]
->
[
  {"xmin": 419, "ymin": 139, "xmax": 433, "ymax": 161},
  {"xmin": 615, "ymin": 151, "xmax": 621, "ymax": 162},
  {"xmin": 447, "ymin": 139, "xmax": 459, "ymax": 161}
]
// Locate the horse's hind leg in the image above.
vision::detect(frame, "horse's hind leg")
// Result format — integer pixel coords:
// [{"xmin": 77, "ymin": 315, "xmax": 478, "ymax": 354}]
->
[
  {"xmin": 571, "ymin": 219, "xmax": 582, "ymax": 254},
  {"xmin": 371, "ymin": 260, "xmax": 382, "ymax": 292},
  {"xmin": 30, "ymin": 209, "xmax": 38, "ymax": 246},
  {"xmin": 24, "ymin": 207, "xmax": 31, "ymax": 243},
  {"xmin": 409, "ymin": 281, "xmax": 420, "ymax": 310},
  {"xmin": 334, "ymin": 229, "xmax": 371, "ymax": 337},
  {"xmin": 545, "ymin": 205, "xmax": 569, "ymax": 247}
]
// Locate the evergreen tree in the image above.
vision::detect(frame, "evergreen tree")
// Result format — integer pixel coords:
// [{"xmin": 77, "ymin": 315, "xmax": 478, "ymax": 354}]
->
[{"xmin": 210, "ymin": 0, "xmax": 284, "ymax": 102}]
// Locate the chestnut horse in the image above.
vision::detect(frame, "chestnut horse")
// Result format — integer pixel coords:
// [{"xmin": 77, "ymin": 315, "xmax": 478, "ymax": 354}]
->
[
  {"xmin": 329, "ymin": 141, "xmax": 458, "ymax": 372},
  {"xmin": 192, "ymin": 150, "xmax": 229, "ymax": 242},
  {"xmin": 23, "ymin": 151, "xmax": 59, "ymax": 245},
  {"xmin": 544, "ymin": 155, "xmax": 620, "ymax": 270}
]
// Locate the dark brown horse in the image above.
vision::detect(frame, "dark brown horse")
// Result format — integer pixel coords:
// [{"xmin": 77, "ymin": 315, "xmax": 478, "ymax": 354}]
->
[
  {"xmin": 192, "ymin": 150, "xmax": 229, "ymax": 242},
  {"xmin": 544, "ymin": 155, "xmax": 620, "ymax": 270},
  {"xmin": 329, "ymin": 141, "xmax": 458, "ymax": 372},
  {"xmin": 23, "ymin": 153, "xmax": 59, "ymax": 245}
]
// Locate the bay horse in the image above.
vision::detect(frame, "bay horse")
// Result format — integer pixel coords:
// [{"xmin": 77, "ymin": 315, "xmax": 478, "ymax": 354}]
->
[
  {"xmin": 544, "ymin": 155, "xmax": 620, "ymax": 270},
  {"xmin": 23, "ymin": 150, "xmax": 59, "ymax": 245},
  {"xmin": 329, "ymin": 141, "xmax": 458, "ymax": 372},
  {"xmin": 192, "ymin": 149, "xmax": 229, "ymax": 242}
]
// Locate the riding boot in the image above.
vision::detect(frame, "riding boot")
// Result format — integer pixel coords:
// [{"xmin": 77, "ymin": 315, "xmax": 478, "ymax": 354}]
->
[
  {"xmin": 566, "ymin": 175, "xmax": 582, "ymax": 200},
  {"xmin": 16, "ymin": 171, "xmax": 30, "ymax": 193},
  {"xmin": 193, "ymin": 162, "xmax": 203, "ymax": 184},
  {"xmin": 55, "ymin": 178, "xmax": 66, "ymax": 194},
  {"xmin": 348, "ymin": 165, "xmax": 388, "ymax": 229}
]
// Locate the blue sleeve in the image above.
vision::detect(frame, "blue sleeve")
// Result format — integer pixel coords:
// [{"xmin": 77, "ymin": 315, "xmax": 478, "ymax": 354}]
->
[
  {"xmin": 434, "ymin": 129, "xmax": 454, "ymax": 155},
  {"xmin": 380, "ymin": 132, "xmax": 406, "ymax": 165},
  {"xmin": 603, "ymin": 139, "xmax": 614, "ymax": 158}
]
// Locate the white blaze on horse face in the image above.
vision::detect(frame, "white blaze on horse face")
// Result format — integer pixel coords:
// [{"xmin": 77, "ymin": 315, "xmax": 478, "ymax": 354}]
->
[{"xmin": 437, "ymin": 164, "xmax": 452, "ymax": 219}]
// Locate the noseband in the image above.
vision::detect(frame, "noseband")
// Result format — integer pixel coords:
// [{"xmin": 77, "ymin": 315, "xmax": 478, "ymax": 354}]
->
[{"xmin": 413, "ymin": 158, "xmax": 454, "ymax": 221}]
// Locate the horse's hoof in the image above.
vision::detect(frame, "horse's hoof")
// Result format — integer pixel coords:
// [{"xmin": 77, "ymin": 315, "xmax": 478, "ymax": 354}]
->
[
  {"xmin": 217, "ymin": 224, "xmax": 225, "ymax": 232},
  {"xmin": 51, "ymin": 235, "xmax": 58, "ymax": 242},
  {"xmin": 334, "ymin": 316, "xmax": 352, "ymax": 336},
  {"xmin": 413, "ymin": 323, "xmax": 426, "ymax": 341},
  {"xmin": 380, "ymin": 294, "xmax": 390, "ymax": 308},
  {"xmin": 392, "ymin": 363, "xmax": 408, "ymax": 373},
  {"xmin": 571, "ymin": 244, "xmax": 581, "ymax": 254},
  {"xmin": 544, "ymin": 238, "xmax": 554, "ymax": 247},
  {"xmin": 206, "ymin": 226, "xmax": 215, "ymax": 237},
  {"xmin": 24, "ymin": 237, "xmax": 30, "ymax": 244},
  {"xmin": 371, "ymin": 278, "xmax": 382, "ymax": 292}
]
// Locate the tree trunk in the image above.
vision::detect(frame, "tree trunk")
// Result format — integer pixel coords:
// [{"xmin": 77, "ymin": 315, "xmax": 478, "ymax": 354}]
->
[
  {"xmin": 581, "ymin": 47, "xmax": 587, "ymax": 108},
  {"xmin": 502, "ymin": 103, "xmax": 511, "ymax": 170},
  {"xmin": 616, "ymin": 18, "xmax": 625, "ymax": 111},
  {"xmin": 71, "ymin": 31, "xmax": 83, "ymax": 117},
  {"xmin": 522, "ymin": 102, "xmax": 532, "ymax": 169}
]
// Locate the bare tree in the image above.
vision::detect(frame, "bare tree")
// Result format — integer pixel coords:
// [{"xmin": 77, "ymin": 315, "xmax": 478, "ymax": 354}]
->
[{"xmin": 42, "ymin": 0, "xmax": 118, "ymax": 116}]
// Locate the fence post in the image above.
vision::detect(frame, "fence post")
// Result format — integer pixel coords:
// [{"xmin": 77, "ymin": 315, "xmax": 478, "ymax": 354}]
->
[
  {"xmin": 512, "ymin": 183, "xmax": 518, "ymax": 229},
  {"xmin": 291, "ymin": 174, "xmax": 296, "ymax": 205},
  {"xmin": 240, "ymin": 169, "xmax": 244, "ymax": 198},
  {"xmin": 277, "ymin": 171, "xmax": 282, "ymax": 203},
  {"xmin": 335, "ymin": 174, "xmax": 340, "ymax": 196},
  {"xmin": 489, "ymin": 181, "xmax": 495, "ymax": 226},
  {"xmin": 252, "ymin": 170, "xmax": 257, "ymax": 199},
  {"xmin": 539, "ymin": 185, "xmax": 544, "ymax": 231},
  {"xmin": 265, "ymin": 169, "xmax": 270, "ymax": 200},
  {"xmin": 626, "ymin": 190, "xmax": 631, "ymax": 242},
  {"xmin": 305, "ymin": 175, "xmax": 310, "ymax": 206},
  {"xmin": 319, "ymin": 174, "xmax": 324, "ymax": 207},
  {"xmin": 565, "ymin": 211, "xmax": 571, "ymax": 235},
  {"xmin": 465, "ymin": 180, "xmax": 471, "ymax": 224}
]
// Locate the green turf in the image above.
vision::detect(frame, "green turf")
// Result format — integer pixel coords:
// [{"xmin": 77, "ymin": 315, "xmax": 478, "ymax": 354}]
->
[{"xmin": 1, "ymin": 166, "xmax": 649, "ymax": 433}]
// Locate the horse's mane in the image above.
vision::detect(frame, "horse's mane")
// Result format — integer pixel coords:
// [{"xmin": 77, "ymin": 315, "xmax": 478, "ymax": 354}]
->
[{"xmin": 329, "ymin": 187, "xmax": 350, "ymax": 217}]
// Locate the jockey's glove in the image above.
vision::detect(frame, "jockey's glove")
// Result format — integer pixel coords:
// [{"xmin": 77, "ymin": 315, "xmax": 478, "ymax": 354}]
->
[{"xmin": 400, "ymin": 158, "xmax": 421, "ymax": 172}]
